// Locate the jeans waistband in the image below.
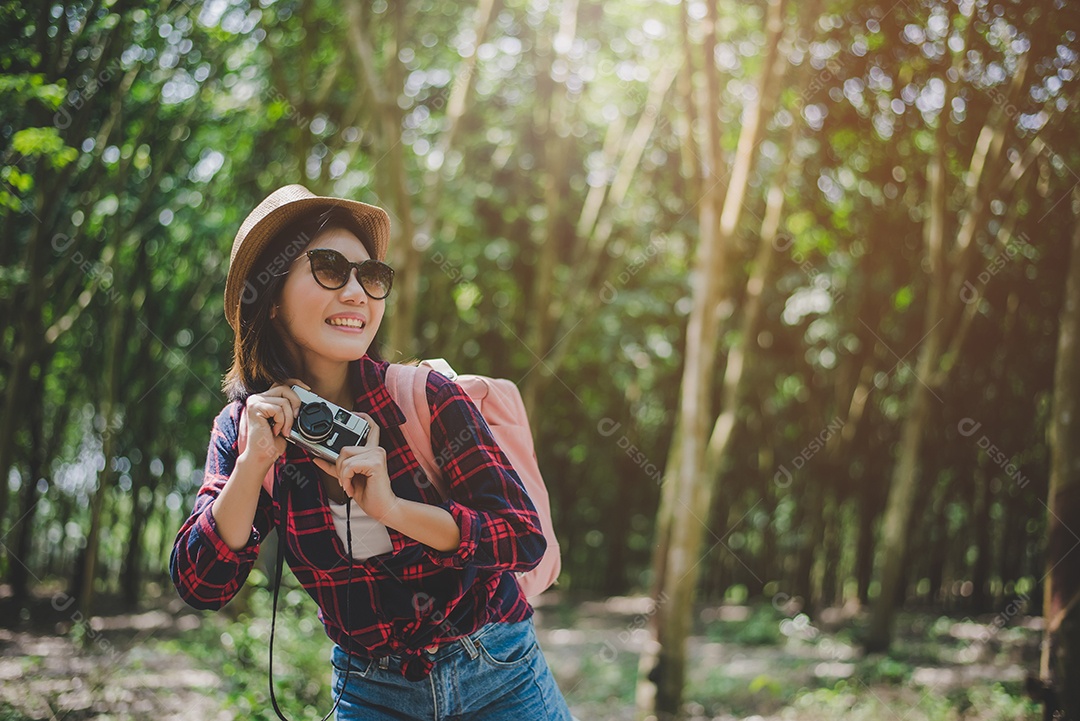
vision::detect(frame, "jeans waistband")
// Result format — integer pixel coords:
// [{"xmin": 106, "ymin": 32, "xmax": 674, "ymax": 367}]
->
[{"xmin": 337, "ymin": 619, "xmax": 508, "ymax": 671}]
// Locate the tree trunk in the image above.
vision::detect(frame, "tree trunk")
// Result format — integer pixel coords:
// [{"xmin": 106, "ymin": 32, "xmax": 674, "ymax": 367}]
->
[
  {"xmin": 927, "ymin": 490, "xmax": 948, "ymax": 605},
  {"xmin": 864, "ymin": 370, "xmax": 936, "ymax": 649},
  {"xmin": 0, "ymin": 200, "xmax": 50, "ymax": 561},
  {"xmin": 970, "ymin": 473, "xmax": 992, "ymax": 614},
  {"xmin": 638, "ymin": 0, "xmax": 788, "ymax": 715},
  {"xmin": 862, "ymin": 13, "xmax": 1036, "ymax": 649},
  {"xmin": 1036, "ymin": 185, "xmax": 1080, "ymax": 721},
  {"xmin": 855, "ymin": 477, "xmax": 875, "ymax": 608},
  {"xmin": 523, "ymin": 0, "xmax": 577, "ymax": 416},
  {"xmin": 122, "ymin": 394, "xmax": 156, "ymax": 607},
  {"xmin": 9, "ymin": 360, "xmax": 46, "ymax": 606},
  {"xmin": 820, "ymin": 495, "xmax": 841, "ymax": 609},
  {"xmin": 521, "ymin": 18, "xmax": 679, "ymax": 417},
  {"xmin": 344, "ymin": 0, "xmax": 494, "ymax": 359},
  {"xmin": 77, "ymin": 236, "xmax": 130, "ymax": 616}
]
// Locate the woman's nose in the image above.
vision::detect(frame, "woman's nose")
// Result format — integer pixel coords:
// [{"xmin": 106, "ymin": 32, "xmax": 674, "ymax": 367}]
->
[{"xmin": 337, "ymin": 269, "xmax": 369, "ymax": 302}]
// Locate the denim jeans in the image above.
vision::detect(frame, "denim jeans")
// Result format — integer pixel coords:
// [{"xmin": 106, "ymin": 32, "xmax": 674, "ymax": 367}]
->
[{"xmin": 330, "ymin": 616, "xmax": 574, "ymax": 720}]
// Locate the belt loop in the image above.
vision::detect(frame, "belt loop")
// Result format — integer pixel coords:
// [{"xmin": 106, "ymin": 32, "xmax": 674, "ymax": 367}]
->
[{"xmin": 458, "ymin": 633, "xmax": 479, "ymax": 660}]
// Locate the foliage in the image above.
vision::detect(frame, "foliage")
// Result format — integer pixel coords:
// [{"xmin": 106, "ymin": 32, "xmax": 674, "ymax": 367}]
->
[
  {"xmin": 0, "ymin": 1, "xmax": 1077, "ymax": 700},
  {"xmin": 153, "ymin": 572, "xmax": 333, "ymax": 719},
  {"xmin": 704, "ymin": 603, "xmax": 787, "ymax": 646},
  {"xmin": 0, "ymin": 703, "xmax": 34, "ymax": 721}
]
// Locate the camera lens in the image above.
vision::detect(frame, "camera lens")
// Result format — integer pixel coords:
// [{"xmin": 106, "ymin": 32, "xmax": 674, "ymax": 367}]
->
[{"xmin": 297, "ymin": 402, "xmax": 334, "ymax": 441}]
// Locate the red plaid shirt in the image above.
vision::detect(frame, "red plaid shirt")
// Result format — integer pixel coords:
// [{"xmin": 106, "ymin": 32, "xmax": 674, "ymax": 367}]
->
[{"xmin": 170, "ymin": 356, "xmax": 546, "ymax": 680}]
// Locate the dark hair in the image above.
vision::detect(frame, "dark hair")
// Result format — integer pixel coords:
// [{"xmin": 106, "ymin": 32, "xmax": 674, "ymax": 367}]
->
[{"xmin": 221, "ymin": 206, "xmax": 384, "ymax": 402}]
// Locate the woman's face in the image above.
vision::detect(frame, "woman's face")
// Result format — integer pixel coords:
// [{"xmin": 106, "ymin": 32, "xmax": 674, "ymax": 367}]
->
[{"xmin": 272, "ymin": 225, "xmax": 385, "ymax": 365}]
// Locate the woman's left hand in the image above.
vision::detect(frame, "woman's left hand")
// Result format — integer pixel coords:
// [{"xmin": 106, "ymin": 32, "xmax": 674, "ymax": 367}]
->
[{"xmin": 312, "ymin": 412, "xmax": 399, "ymax": 522}]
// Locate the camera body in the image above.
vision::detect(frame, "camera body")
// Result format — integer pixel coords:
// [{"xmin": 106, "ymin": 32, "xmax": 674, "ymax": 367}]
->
[{"xmin": 286, "ymin": 385, "xmax": 370, "ymax": 462}]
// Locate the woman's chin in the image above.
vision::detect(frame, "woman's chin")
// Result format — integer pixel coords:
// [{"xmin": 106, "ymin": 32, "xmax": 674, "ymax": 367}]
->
[{"xmin": 314, "ymin": 333, "xmax": 372, "ymax": 359}]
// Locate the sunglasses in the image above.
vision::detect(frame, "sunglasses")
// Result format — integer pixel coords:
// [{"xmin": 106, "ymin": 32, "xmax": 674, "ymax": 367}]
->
[{"xmin": 279, "ymin": 249, "xmax": 394, "ymax": 299}]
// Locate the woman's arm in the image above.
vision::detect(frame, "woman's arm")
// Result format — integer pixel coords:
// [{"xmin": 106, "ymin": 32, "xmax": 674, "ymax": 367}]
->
[
  {"xmin": 211, "ymin": 450, "xmax": 275, "ymax": 551},
  {"xmin": 311, "ymin": 373, "xmax": 545, "ymax": 567},
  {"xmin": 170, "ymin": 402, "xmax": 274, "ymax": 610},
  {"xmin": 420, "ymin": 373, "xmax": 547, "ymax": 572},
  {"xmin": 312, "ymin": 411, "xmax": 462, "ymax": 552},
  {"xmin": 381, "ymin": 499, "xmax": 460, "ymax": 552}
]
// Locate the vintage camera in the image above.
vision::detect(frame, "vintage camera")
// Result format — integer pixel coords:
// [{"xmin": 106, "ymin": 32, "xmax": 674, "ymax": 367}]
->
[{"xmin": 286, "ymin": 385, "xmax": 370, "ymax": 462}]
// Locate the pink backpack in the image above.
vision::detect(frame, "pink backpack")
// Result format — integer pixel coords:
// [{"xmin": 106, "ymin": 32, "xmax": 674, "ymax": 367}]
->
[{"xmin": 385, "ymin": 359, "xmax": 561, "ymax": 599}]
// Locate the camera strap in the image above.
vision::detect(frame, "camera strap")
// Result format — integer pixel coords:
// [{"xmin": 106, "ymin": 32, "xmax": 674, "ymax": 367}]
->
[{"xmin": 268, "ymin": 472, "xmax": 354, "ymax": 721}]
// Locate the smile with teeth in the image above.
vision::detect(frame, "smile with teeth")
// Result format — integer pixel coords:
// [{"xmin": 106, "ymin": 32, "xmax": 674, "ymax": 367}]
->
[{"xmin": 326, "ymin": 318, "xmax": 366, "ymax": 329}]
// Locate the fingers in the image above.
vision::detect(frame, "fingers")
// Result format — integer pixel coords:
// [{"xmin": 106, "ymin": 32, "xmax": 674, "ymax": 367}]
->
[
  {"xmin": 251, "ymin": 396, "xmax": 294, "ymax": 438},
  {"xmin": 338, "ymin": 452, "xmax": 379, "ymax": 481},
  {"xmin": 352, "ymin": 411, "xmax": 379, "ymax": 449},
  {"xmin": 337, "ymin": 452, "xmax": 385, "ymax": 500},
  {"xmin": 252, "ymin": 381, "xmax": 309, "ymax": 437},
  {"xmin": 313, "ymin": 456, "xmax": 358, "ymax": 500},
  {"xmin": 309, "ymin": 412, "xmax": 383, "ymax": 504}
]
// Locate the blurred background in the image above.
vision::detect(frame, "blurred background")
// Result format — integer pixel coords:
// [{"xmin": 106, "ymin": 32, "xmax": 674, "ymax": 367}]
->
[{"xmin": 2, "ymin": 0, "xmax": 1079, "ymax": 719}]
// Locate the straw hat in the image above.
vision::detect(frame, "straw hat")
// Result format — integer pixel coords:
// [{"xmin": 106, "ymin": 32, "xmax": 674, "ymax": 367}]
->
[{"xmin": 223, "ymin": 184, "xmax": 391, "ymax": 331}]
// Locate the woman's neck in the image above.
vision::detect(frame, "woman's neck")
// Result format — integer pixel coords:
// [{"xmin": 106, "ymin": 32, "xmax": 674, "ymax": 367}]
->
[{"xmin": 296, "ymin": 358, "xmax": 357, "ymax": 409}]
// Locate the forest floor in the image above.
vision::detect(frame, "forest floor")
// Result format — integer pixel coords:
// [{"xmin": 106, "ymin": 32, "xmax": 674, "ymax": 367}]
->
[{"xmin": 0, "ymin": 581, "xmax": 1043, "ymax": 721}]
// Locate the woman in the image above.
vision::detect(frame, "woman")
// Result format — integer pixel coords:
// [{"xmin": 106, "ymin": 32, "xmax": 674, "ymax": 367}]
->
[{"xmin": 170, "ymin": 184, "xmax": 574, "ymax": 720}]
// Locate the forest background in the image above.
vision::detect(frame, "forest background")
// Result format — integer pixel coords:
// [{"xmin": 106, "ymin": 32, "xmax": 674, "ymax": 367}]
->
[{"xmin": 2, "ymin": 0, "xmax": 1080, "ymax": 719}]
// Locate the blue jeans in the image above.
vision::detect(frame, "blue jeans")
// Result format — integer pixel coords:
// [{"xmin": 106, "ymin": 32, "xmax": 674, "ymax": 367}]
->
[{"xmin": 330, "ymin": 617, "xmax": 574, "ymax": 720}]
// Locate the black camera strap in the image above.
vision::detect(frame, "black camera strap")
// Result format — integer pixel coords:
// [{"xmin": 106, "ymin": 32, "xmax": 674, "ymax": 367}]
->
[{"xmin": 268, "ymin": 473, "xmax": 354, "ymax": 721}]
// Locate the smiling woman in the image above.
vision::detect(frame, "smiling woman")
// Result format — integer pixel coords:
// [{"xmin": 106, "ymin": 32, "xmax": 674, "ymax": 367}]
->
[
  {"xmin": 170, "ymin": 184, "xmax": 573, "ymax": 721},
  {"xmin": 220, "ymin": 200, "xmax": 389, "ymax": 404}
]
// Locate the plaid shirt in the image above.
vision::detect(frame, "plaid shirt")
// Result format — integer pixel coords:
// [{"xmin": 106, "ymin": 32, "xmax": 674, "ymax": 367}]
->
[{"xmin": 170, "ymin": 356, "xmax": 546, "ymax": 680}]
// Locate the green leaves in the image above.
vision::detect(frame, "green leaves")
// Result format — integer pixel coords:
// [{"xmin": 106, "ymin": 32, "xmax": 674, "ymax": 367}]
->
[
  {"xmin": 10, "ymin": 127, "xmax": 78, "ymax": 169},
  {"xmin": 0, "ymin": 73, "xmax": 67, "ymax": 108}
]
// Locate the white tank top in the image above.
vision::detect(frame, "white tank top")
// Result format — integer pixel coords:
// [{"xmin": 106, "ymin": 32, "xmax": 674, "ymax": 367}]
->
[{"xmin": 326, "ymin": 499, "xmax": 394, "ymax": 560}]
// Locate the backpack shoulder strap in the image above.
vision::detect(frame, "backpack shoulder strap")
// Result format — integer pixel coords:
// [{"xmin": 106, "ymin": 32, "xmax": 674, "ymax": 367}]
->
[{"xmin": 385, "ymin": 363, "xmax": 448, "ymax": 500}]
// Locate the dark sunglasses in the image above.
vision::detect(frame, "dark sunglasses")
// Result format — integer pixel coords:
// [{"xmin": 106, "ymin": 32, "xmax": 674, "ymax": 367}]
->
[{"xmin": 278, "ymin": 249, "xmax": 394, "ymax": 299}]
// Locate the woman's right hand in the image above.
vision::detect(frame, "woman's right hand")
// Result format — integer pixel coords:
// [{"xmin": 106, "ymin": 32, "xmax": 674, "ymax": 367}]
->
[{"xmin": 237, "ymin": 378, "xmax": 310, "ymax": 471}]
